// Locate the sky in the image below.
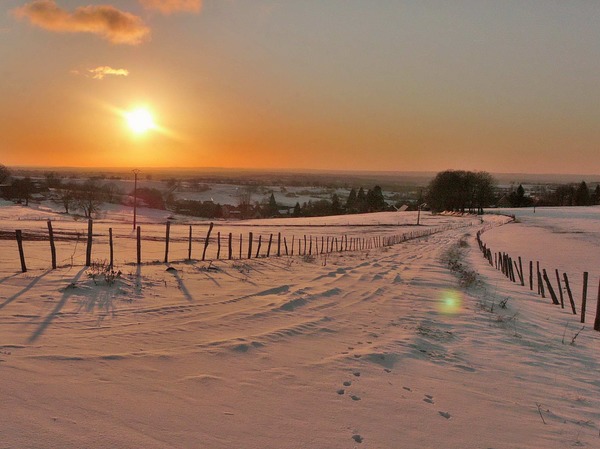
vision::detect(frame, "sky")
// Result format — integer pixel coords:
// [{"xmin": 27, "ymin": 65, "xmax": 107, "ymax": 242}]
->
[{"xmin": 1, "ymin": 0, "xmax": 600, "ymax": 174}]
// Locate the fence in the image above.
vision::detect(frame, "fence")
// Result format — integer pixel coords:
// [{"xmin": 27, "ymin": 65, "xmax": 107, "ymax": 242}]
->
[
  {"xmin": 6, "ymin": 218, "xmax": 477, "ymax": 273},
  {"xmin": 476, "ymin": 227, "xmax": 600, "ymax": 332}
]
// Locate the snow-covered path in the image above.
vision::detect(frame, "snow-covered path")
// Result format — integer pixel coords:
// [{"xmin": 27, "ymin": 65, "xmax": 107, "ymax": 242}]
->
[{"xmin": 1, "ymin": 214, "xmax": 599, "ymax": 448}]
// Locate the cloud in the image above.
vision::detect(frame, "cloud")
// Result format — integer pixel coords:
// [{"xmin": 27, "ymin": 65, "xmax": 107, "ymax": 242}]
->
[
  {"xmin": 88, "ymin": 66, "xmax": 130, "ymax": 80},
  {"xmin": 139, "ymin": 0, "xmax": 202, "ymax": 15},
  {"xmin": 13, "ymin": 0, "xmax": 150, "ymax": 45}
]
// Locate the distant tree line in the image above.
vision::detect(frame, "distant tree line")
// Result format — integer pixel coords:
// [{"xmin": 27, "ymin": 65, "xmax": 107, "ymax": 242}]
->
[
  {"xmin": 290, "ymin": 185, "xmax": 388, "ymax": 218},
  {"xmin": 426, "ymin": 170, "xmax": 495, "ymax": 214}
]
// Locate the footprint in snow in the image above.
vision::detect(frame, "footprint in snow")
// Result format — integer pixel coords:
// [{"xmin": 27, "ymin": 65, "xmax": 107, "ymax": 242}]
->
[
  {"xmin": 423, "ymin": 395, "xmax": 434, "ymax": 404},
  {"xmin": 352, "ymin": 434, "xmax": 363, "ymax": 443},
  {"xmin": 439, "ymin": 411, "xmax": 451, "ymax": 419},
  {"xmin": 337, "ymin": 389, "xmax": 345, "ymax": 395},
  {"xmin": 353, "ymin": 372, "xmax": 361, "ymax": 377},
  {"xmin": 343, "ymin": 381, "xmax": 352, "ymax": 386},
  {"xmin": 350, "ymin": 395, "xmax": 361, "ymax": 401}
]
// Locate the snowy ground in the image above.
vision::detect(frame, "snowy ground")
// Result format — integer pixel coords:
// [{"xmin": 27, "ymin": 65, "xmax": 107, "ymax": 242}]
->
[{"xmin": 1, "ymin": 207, "xmax": 599, "ymax": 448}]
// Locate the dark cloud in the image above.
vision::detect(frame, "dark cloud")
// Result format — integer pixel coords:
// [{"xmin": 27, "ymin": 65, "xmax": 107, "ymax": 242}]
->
[
  {"xmin": 14, "ymin": 0, "xmax": 150, "ymax": 45},
  {"xmin": 139, "ymin": 0, "xmax": 202, "ymax": 15}
]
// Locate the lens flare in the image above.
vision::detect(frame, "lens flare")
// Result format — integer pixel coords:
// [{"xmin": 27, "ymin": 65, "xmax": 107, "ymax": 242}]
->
[{"xmin": 438, "ymin": 290, "xmax": 462, "ymax": 314}]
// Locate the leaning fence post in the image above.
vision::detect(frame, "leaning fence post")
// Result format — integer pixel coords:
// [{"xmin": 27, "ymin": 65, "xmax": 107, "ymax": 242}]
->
[
  {"xmin": 284, "ymin": 237, "xmax": 289, "ymax": 256},
  {"xmin": 563, "ymin": 273, "xmax": 576, "ymax": 315},
  {"xmin": 47, "ymin": 220, "xmax": 57, "ymax": 269},
  {"xmin": 518, "ymin": 257, "xmax": 524, "ymax": 286},
  {"xmin": 555, "ymin": 269, "xmax": 564, "ymax": 308},
  {"xmin": 202, "ymin": 222, "xmax": 214, "ymax": 261},
  {"xmin": 542, "ymin": 269, "xmax": 560, "ymax": 305},
  {"xmin": 255, "ymin": 235, "xmax": 262, "ymax": 258},
  {"xmin": 85, "ymin": 219, "xmax": 93, "ymax": 267},
  {"xmin": 15, "ymin": 230, "xmax": 27, "ymax": 273},
  {"xmin": 581, "ymin": 272, "xmax": 588, "ymax": 324},
  {"xmin": 537, "ymin": 262, "xmax": 545, "ymax": 298},
  {"xmin": 267, "ymin": 234, "xmax": 273, "ymax": 257}
]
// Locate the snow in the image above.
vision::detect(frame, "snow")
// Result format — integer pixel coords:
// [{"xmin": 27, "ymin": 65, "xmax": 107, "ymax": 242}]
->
[{"xmin": 1, "ymin": 205, "xmax": 599, "ymax": 448}]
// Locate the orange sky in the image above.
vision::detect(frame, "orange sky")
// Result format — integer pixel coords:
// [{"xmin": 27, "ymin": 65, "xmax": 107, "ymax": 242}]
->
[{"xmin": 2, "ymin": 1, "xmax": 600, "ymax": 174}]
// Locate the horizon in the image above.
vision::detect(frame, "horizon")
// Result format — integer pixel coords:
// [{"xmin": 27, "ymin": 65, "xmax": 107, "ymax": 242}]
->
[{"xmin": 2, "ymin": 1, "xmax": 600, "ymax": 173}]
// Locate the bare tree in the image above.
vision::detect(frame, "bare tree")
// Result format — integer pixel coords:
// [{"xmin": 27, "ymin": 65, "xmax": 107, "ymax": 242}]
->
[{"xmin": 75, "ymin": 179, "xmax": 103, "ymax": 218}]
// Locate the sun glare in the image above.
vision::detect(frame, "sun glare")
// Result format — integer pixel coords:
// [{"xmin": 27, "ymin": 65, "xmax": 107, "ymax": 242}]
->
[{"xmin": 126, "ymin": 108, "xmax": 156, "ymax": 134}]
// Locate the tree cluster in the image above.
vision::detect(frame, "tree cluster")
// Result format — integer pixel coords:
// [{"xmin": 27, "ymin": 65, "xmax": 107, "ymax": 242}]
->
[
  {"xmin": 426, "ymin": 170, "xmax": 495, "ymax": 214},
  {"xmin": 537, "ymin": 181, "xmax": 600, "ymax": 207}
]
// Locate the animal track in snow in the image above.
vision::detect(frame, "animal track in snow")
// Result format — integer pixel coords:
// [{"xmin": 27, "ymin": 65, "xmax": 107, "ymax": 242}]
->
[
  {"xmin": 439, "ymin": 411, "xmax": 451, "ymax": 419},
  {"xmin": 423, "ymin": 394, "xmax": 434, "ymax": 404},
  {"xmin": 352, "ymin": 434, "xmax": 363, "ymax": 443}
]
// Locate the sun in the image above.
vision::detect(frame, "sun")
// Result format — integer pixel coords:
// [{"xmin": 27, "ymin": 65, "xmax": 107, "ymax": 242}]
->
[{"xmin": 125, "ymin": 108, "xmax": 156, "ymax": 134}]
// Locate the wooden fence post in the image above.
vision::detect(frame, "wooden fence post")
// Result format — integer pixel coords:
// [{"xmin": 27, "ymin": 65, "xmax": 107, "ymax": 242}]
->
[
  {"xmin": 255, "ymin": 235, "xmax": 262, "ymax": 258},
  {"xmin": 188, "ymin": 226, "xmax": 193, "ymax": 260},
  {"xmin": 47, "ymin": 220, "xmax": 57, "ymax": 269},
  {"xmin": 164, "ymin": 221, "xmax": 171, "ymax": 264},
  {"xmin": 303, "ymin": 235, "xmax": 307, "ymax": 256},
  {"xmin": 239, "ymin": 234, "xmax": 242, "ymax": 260},
  {"xmin": 85, "ymin": 219, "xmax": 93, "ymax": 267},
  {"xmin": 202, "ymin": 222, "xmax": 214, "ymax": 261},
  {"xmin": 563, "ymin": 273, "xmax": 576, "ymax": 315},
  {"xmin": 228, "ymin": 233, "xmax": 233, "ymax": 260},
  {"xmin": 277, "ymin": 232, "xmax": 281, "ymax": 257},
  {"xmin": 15, "ymin": 230, "xmax": 27, "ymax": 273},
  {"xmin": 284, "ymin": 237, "xmax": 289, "ymax": 256},
  {"xmin": 537, "ymin": 262, "xmax": 545, "ymax": 298},
  {"xmin": 217, "ymin": 232, "xmax": 221, "ymax": 260},
  {"xmin": 247, "ymin": 232, "xmax": 253, "ymax": 259},
  {"xmin": 529, "ymin": 261, "xmax": 533, "ymax": 290},
  {"xmin": 555, "ymin": 269, "xmax": 564, "ymax": 308},
  {"xmin": 267, "ymin": 234, "xmax": 273, "ymax": 257},
  {"xmin": 291, "ymin": 236, "xmax": 295, "ymax": 256},
  {"xmin": 518, "ymin": 257, "xmax": 524, "ymax": 286},
  {"xmin": 594, "ymin": 278, "xmax": 600, "ymax": 332},
  {"xmin": 108, "ymin": 227, "xmax": 113, "ymax": 269},
  {"xmin": 542, "ymin": 269, "xmax": 560, "ymax": 305},
  {"xmin": 581, "ymin": 272, "xmax": 588, "ymax": 324},
  {"xmin": 136, "ymin": 226, "xmax": 141, "ymax": 265}
]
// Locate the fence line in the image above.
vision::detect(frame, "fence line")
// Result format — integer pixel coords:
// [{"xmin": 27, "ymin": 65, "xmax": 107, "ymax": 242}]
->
[
  {"xmin": 8, "ymin": 218, "xmax": 477, "ymax": 273},
  {"xmin": 476, "ymin": 228, "xmax": 600, "ymax": 332}
]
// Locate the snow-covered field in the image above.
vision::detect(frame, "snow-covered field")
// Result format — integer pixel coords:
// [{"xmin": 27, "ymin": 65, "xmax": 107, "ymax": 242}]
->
[{"xmin": 1, "ymin": 205, "xmax": 599, "ymax": 448}]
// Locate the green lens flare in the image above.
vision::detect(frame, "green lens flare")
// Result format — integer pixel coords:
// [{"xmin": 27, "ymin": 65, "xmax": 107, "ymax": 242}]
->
[{"xmin": 439, "ymin": 290, "xmax": 462, "ymax": 314}]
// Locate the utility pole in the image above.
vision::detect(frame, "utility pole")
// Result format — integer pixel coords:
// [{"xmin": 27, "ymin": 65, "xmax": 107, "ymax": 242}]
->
[{"xmin": 132, "ymin": 169, "xmax": 140, "ymax": 230}]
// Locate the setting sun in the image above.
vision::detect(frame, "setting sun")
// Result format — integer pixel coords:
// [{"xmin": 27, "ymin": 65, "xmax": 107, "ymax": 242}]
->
[{"xmin": 126, "ymin": 108, "xmax": 156, "ymax": 134}]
